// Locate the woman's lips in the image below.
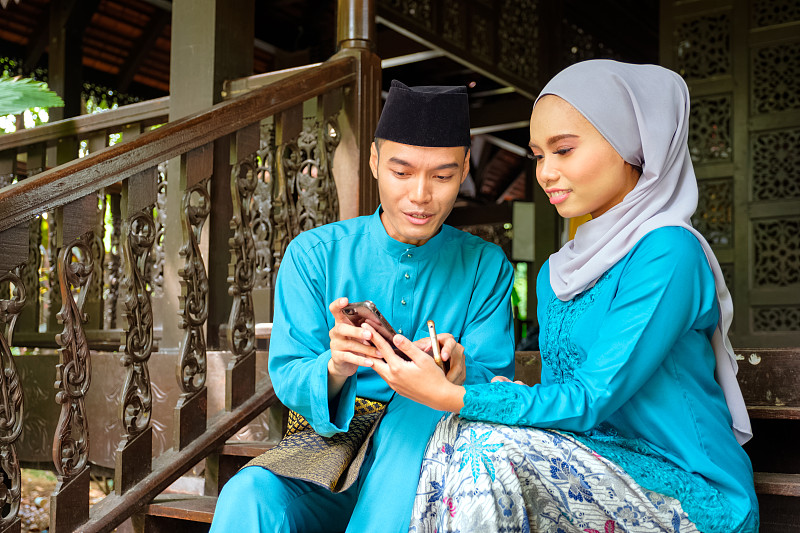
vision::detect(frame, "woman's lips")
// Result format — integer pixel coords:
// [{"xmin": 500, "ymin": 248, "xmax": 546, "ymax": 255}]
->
[{"xmin": 546, "ymin": 189, "xmax": 571, "ymax": 205}]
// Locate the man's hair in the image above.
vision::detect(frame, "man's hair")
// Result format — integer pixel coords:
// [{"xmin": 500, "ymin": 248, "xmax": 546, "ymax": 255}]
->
[{"xmin": 374, "ymin": 137, "xmax": 469, "ymax": 157}]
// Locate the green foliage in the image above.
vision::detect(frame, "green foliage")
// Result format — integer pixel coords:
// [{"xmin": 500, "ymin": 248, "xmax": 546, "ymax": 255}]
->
[
  {"xmin": 513, "ymin": 262, "xmax": 528, "ymax": 320},
  {"xmin": 0, "ymin": 76, "xmax": 64, "ymax": 116}
]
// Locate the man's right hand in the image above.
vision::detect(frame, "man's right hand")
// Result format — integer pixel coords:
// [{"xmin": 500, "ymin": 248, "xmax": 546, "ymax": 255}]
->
[{"xmin": 327, "ymin": 297, "xmax": 378, "ymax": 397}]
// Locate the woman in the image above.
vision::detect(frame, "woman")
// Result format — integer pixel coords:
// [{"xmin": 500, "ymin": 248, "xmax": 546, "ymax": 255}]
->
[{"xmin": 366, "ymin": 60, "xmax": 759, "ymax": 532}]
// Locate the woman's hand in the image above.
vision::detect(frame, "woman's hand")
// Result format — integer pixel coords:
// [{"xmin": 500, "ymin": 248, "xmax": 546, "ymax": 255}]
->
[
  {"xmin": 365, "ymin": 323, "xmax": 465, "ymax": 413},
  {"xmin": 491, "ymin": 375, "xmax": 526, "ymax": 385},
  {"xmin": 327, "ymin": 298, "xmax": 377, "ymax": 396},
  {"xmin": 413, "ymin": 332, "xmax": 467, "ymax": 385}
]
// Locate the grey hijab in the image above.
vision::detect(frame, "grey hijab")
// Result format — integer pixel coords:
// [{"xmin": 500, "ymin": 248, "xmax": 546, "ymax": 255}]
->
[{"xmin": 536, "ymin": 60, "xmax": 751, "ymax": 445}]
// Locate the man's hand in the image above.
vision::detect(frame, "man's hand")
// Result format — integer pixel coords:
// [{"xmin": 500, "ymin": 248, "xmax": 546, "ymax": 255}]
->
[
  {"xmin": 327, "ymin": 298, "xmax": 378, "ymax": 397},
  {"xmin": 367, "ymin": 323, "xmax": 466, "ymax": 413}
]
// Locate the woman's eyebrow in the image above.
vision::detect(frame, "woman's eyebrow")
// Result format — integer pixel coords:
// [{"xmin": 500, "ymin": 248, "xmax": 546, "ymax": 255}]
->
[{"xmin": 529, "ymin": 133, "xmax": 580, "ymax": 150}]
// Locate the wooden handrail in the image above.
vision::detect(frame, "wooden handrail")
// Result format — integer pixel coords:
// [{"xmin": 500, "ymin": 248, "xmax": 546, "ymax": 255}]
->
[
  {"xmin": 0, "ymin": 56, "xmax": 356, "ymax": 233},
  {"xmin": 0, "ymin": 96, "xmax": 170, "ymax": 152},
  {"xmin": 82, "ymin": 377, "xmax": 278, "ymax": 533}
]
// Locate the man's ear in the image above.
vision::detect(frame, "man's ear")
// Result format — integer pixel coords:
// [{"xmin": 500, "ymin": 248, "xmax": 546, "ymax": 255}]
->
[
  {"xmin": 369, "ymin": 142, "xmax": 379, "ymax": 180},
  {"xmin": 460, "ymin": 148, "xmax": 471, "ymax": 184}
]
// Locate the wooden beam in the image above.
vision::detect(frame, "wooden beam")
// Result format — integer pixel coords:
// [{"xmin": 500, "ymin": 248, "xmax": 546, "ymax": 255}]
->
[
  {"xmin": 470, "ymin": 94, "xmax": 534, "ymax": 131},
  {"xmin": 48, "ymin": 0, "xmax": 102, "ymax": 120},
  {"xmin": 0, "ymin": 57, "xmax": 357, "ymax": 233},
  {"xmin": 118, "ymin": 10, "xmax": 170, "ymax": 93},
  {"xmin": 23, "ymin": 16, "xmax": 49, "ymax": 70},
  {"xmin": 0, "ymin": 97, "xmax": 169, "ymax": 152}
]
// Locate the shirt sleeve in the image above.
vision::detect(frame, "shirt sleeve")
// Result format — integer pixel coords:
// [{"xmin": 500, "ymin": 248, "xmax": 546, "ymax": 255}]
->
[
  {"xmin": 460, "ymin": 229, "xmax": 718, "ymax": 430},
  {"xmin": 267, "ymin": 240, "xmax": 357, "ymax": 437},
  {"xmin": 459, "ymin": 246, "xmax": 517, "ymax": 385}
]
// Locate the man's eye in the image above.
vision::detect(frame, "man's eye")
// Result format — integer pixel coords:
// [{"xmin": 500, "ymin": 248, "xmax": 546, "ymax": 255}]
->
[{"xmin": 434, "ymin": 175, "xmax": 453, "ymax": 181}]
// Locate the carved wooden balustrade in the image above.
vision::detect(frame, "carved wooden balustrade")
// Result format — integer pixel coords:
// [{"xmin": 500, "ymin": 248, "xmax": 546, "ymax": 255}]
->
[
  {"xmin": 0, "ymin": 46, "xmax": 379, "ymax": 532},
  {"xmin": 0, "ymin": 97, "xmax": 170, "ymax": 352}
]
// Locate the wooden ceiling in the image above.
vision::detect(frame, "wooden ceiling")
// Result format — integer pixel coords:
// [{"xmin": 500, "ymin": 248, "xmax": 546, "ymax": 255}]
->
[{"xmin": 0, "ymin": 0, "xmax": 659, "ymax": 206}]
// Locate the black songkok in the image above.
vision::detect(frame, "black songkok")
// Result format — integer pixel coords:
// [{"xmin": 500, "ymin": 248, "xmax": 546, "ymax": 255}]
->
[{"xmin": 374, "ymin": 80, "xmax": 470, "ymax": 148}]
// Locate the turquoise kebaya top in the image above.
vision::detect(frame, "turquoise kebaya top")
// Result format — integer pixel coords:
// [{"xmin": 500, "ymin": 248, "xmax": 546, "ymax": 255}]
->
[
  {"xmin": 267, "ymin": 207, "xmax": 515, "ymax": 530},
  {"xmin": 460, "ymin": 226, "xmax": 758, "ymax": 533}
]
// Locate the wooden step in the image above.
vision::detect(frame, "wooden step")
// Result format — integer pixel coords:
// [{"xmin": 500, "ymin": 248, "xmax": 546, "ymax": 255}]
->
[
  {"xmin": 218, "ymin": 440, "xmax": 275, "ymax": 457},
  {"xmin": 754, "ymin": 472, "xmax": 800, "ymax": 497},
  {"xmin": 146, "ymin": 494, "xmax": 217, "ymax": 523},
  {"xmin": 205, "ymin": 440, "xmax": 277, "ymax": 496}
]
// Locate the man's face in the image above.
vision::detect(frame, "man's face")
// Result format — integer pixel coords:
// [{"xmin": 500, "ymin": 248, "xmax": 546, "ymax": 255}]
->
[{"xmin": 370, "ymin": 140, "xmax": 469, "ymax": 246}]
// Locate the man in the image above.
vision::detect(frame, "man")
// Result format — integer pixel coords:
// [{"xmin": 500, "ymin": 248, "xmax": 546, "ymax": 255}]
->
[{"xmin": 210, "ymin": 80, "xmax": 515, "ymax": 532}]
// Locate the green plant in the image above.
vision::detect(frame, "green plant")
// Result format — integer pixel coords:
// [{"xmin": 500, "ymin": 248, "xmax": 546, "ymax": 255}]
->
[{"xmin": 0, "ymin": 76, "xmax": 63, "ymax": 116}]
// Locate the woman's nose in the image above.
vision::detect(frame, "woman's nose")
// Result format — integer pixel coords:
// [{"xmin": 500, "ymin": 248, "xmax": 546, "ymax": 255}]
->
[{"xmin": 536, "ymin": 158, "xmax": 558, "ymax": 186}]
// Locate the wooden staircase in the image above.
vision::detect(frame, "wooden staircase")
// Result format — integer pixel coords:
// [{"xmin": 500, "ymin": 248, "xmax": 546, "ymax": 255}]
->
[
  {"xmin": 0, "ymin": 5, "xmax": 381, "ymax": 528},
  {"xmin": 131, "ymin": 442, "xmax": 275, "ymax": 532}
]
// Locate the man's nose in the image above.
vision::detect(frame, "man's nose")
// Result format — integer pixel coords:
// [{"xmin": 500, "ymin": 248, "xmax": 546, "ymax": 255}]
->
[{"xmin": 409, "ymin": 177, "xmax": 432, "ymax": 203}]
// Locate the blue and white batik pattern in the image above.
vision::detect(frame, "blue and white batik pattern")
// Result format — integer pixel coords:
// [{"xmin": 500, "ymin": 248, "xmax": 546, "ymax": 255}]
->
[{"xmin": 409, "ymin": 414, "xmax": 700, "ymax": 533}]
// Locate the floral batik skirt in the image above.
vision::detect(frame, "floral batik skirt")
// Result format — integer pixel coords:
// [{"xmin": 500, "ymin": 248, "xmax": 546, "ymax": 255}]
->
[{"xmin": 408, "ymin": 414, "xmax": 700, "ymax": 533}]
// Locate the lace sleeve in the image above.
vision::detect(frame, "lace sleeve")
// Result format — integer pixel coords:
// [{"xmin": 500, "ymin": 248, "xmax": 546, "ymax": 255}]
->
[{"xmin": 459, "ymin": 382, "xmax": 529, "ymax": 425}]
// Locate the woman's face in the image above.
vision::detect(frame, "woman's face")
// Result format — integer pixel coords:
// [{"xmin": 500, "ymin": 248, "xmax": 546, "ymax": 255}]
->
[{"xmin": 529, "ymin": 95, "xmax": 640, "ymax": 219}]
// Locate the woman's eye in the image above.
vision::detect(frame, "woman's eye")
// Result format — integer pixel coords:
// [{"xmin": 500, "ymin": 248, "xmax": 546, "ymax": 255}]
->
[
  {"xmin": 554, "ymin": 147, "xmax": 573, "ymax": 155},
  {"xmin": 528, "ymin": 153, "xmax": 543, "ymax": 161}
]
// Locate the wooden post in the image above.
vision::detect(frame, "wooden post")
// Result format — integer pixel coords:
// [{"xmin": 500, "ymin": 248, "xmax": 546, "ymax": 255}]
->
[
  {"xmin": 332, "ymin": 0, "xmax": 381, "ymax": 218},
  {"xmin": 114, "ymin": 168, "xmax": 158, "ymax": 494},
  {"xmin": 48, "ymin": 0, "xmax": 99, "ymax": 121},
  {"xmin": 50, "ymin": 196, "xmax": 97, "ymax": 533},
  {"xmin": 157, "ymin": 0, "xmax": 256, "ymax": 351}
]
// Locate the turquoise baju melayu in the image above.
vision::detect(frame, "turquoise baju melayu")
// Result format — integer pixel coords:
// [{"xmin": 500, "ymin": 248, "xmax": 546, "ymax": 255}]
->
[
  {"xmin": 410, "ymin": 227, "xmax": 759, "ymax": 532},
  {"xmin": 209, "ymin": 207, "xmax": 516, "ymax": 532}
]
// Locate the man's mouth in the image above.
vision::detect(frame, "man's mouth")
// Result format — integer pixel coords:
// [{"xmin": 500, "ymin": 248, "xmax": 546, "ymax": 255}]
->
[{"xmin": 404, "ymin": 212, "xmax": 434, "ymax": 224}]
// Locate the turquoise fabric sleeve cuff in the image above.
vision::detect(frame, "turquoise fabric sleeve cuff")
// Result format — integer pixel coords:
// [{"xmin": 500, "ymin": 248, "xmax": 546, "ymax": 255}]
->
[{"xmin": 309, "ymin": 350, "xmax": 357, "ymax": 437}]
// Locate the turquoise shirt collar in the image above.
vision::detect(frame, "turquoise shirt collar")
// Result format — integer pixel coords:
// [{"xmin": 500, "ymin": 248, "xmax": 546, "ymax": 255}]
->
[{"xmin": 369, "ymin": 206, "xmax": 450, "ymax": 260}]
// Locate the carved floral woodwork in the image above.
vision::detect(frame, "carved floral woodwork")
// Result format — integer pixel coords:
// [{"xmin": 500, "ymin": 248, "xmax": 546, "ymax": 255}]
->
[
  {"xmin": 147, "ymin": 164, "xmax": 167, "ymax": 298},
  {"xmin": 228, "ymin": 159, "xmax": 257, "ymax": 363},
  {"xmin": 251, "ymin": 116, "xmax": 341, "ymax": 290},
  {"xmin": 0, "ymin": 272, "xmax": 24, "ymax": 529},
  {"xmin": 120, "ymin": 209, "xmax": 156, "ymax": 437},
  {"xmin": 178, "ymin": 181, "xmax": 210, "ymax": 394},
  {"xmin": 52, "ymin": 236, "xmax": 94, "ymax": 480},
  {"xmin": 105, "ymin": 196, "xmax": 123, "ymax": 329},
  {"xmin": 23, "ymin": 217, "xmax": 41, "ymax": 314},
  {"xmin": 87, "ymin": 193, "xmax": 107, "ymax": 317},
  {"xmin": 46, "ymin": 213, "xmax": 62, "ymax": 328}
]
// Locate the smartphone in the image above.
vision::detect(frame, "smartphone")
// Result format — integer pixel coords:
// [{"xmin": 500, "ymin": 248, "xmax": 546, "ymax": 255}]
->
[{"xmin": 342, "ymin": 300, "xmax": 410, "ymax": 360}]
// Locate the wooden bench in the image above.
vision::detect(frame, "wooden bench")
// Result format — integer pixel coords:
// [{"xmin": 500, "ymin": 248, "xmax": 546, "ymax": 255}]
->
[{"xmin": 516, "ymin": 349, "xmax": 800, "ymax": 532}]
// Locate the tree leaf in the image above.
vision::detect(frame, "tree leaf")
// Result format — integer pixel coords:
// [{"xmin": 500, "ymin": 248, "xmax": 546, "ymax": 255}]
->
[{"xmin": 0, "ymin": 77, "xmax": 65, "ymax": 116}]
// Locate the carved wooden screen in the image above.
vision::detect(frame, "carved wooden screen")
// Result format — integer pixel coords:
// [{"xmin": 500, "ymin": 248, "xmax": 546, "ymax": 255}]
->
[{"xmin": 661, "ymin": 0, "xmax": 800, "ymax": 347}]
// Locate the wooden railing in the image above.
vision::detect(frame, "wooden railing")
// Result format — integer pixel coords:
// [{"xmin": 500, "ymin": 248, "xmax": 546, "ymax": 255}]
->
[{"xmin": 0, "ymin": 40, "xmax": 379, "ymax": 531}]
